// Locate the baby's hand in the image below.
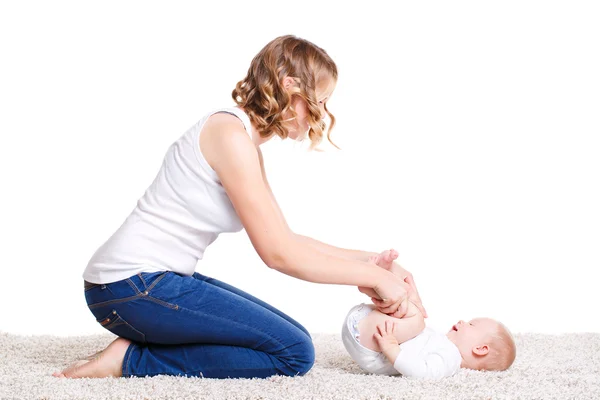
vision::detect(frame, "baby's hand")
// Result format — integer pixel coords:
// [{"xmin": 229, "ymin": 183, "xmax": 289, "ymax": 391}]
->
[{"xmin": 373, "ymin": 321, "xmax": 401, "ymax": 362}]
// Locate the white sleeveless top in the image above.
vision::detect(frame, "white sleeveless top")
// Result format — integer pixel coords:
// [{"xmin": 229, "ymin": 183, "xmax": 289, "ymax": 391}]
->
[{"xmin": 83, "ymin": 107, "xmax": 253, "ymax": 284}]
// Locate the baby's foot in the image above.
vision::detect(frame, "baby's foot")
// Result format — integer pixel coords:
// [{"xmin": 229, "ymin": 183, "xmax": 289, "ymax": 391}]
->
[
  {"xmin": 52, "ymin": 337, "xmax": 131, "ymax": 379},
  {"xmin": 375, "ymin": 249, "xmax": 398, "ymax": 270}
]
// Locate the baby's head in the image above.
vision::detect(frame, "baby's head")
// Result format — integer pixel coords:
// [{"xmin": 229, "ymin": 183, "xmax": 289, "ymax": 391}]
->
[{"xmin": 446, "ymin": 317, "xmax": 516, "ymax": 371}]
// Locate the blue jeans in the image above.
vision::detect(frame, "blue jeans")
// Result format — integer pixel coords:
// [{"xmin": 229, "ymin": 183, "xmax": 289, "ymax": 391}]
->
[{"xmin": 84, "ymin": 271, "xmax": 314, "ymax": 378}]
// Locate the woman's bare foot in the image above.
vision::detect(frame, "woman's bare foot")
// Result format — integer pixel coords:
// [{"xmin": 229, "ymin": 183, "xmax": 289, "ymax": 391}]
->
[{"xmin": 52, "ymin": 337, "xmax": 131, "ymax": 379}]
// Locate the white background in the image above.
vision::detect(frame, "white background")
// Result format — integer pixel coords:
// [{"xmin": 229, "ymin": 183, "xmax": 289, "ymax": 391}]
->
[{"xmin": 1, "ymin": 1, "xmax": 598, "ymax": 337}]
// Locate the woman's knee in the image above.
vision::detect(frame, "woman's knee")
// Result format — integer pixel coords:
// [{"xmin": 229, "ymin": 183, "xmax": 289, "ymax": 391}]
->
[
  {"xmin": 297, "ymin": 339, "xmax": 315, "ymax": 376},
  {"xmin": 281, "ymin": 336, "xmax": 315, "ymax": 377}
]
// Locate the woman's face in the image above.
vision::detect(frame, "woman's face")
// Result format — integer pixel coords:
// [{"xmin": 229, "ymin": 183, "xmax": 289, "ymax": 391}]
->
[{"xmin": 287, "ymin": 78, "xmax": 335, "ymax": 140}]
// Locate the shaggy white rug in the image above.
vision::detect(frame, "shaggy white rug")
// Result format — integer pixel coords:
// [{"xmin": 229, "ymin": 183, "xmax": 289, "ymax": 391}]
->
[{"xmin": 1, "ymin": 331, "xmax": 599, "ymax": 400}]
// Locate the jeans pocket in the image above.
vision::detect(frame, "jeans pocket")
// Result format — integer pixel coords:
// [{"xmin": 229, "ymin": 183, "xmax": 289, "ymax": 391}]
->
[{"xmin": 97, "ymin": 309, "xmax": 146, "ymax": 343}]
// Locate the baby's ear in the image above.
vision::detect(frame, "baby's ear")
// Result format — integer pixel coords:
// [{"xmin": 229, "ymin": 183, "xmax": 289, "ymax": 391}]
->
[{"xmin": 472, "ymin": 344, "xmax": 489, "ymax": 356}]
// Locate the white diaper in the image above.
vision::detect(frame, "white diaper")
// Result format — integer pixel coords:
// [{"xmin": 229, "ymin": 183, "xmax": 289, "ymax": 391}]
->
[{"xmin": 341, "ymin": 303, "xmax": 400, "ymax": 375}]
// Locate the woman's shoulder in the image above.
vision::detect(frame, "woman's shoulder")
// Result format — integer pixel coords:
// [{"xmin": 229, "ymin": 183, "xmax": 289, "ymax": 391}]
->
[
  {"xmin": 202, "ymin": 107, "xmax": 251, "ymax": 133},
  {"xmin": 200, "ymin": 109, "xmax": 256, "ymax": 171},
  {"xmin": 205, "ymin": 111, "xmax": 245, "ymax": 130}
]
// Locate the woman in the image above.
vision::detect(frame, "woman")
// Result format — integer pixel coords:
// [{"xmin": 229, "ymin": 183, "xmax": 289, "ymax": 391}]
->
[{"xmin": 53, "ymin": 35, "xmax": 425, "ymax": 380}]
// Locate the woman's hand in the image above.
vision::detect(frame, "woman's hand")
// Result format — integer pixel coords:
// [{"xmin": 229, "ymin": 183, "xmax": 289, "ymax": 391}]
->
[
  {"xmin": 357, "ymin": 254, "xmax": 399, "ymax": 300},
  {"xmin": 358, "ymin": 249, "xmax": 428, "ymax": 318},
  {"xmin": 376, "ymin": 249, "xmax": 427, "ymax": 318},
  {"xmin": 357, "ymin": 254, "xmax": 410, "ymax": 316},
  {"xmin": 370, "ymin": 268, "xmax": 412, "ymax": 318}
]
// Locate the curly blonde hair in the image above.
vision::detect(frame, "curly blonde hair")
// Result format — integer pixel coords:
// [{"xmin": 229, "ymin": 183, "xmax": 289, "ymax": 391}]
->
[{"xmin": 232, "ymin": 35, "xmax": 338, "ymax": 150}]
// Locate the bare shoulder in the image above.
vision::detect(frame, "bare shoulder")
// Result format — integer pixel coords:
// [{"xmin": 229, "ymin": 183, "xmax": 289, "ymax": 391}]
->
[{"xmin": 199, "ymin": 112, "xmax": 253, "ymax": 171}]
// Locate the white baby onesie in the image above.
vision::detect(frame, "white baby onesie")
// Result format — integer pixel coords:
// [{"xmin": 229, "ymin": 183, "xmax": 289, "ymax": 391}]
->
[{"xmin": 393, "ymin": 326, "xmax": 462, "ymax": 379}]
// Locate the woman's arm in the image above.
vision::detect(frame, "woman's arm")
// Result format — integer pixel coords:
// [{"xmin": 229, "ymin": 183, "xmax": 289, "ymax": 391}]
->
[
  {"xmin": 295, "ymin": 234, "xmax": 379, "ymax": 263},
  {"xmin": 271, "ymin": 242, "xmax": 395, "ymax": 287},
  {"xmin": 257, "ymin": 145, "xmax": 380, "ymax": 265},
  {"xmin": 202, "ymin": 116, "xmax": 409, "ymax": 301},
  {"xmin": 259, "ymin": 139, "xmax": 420, "ymax": 314}
]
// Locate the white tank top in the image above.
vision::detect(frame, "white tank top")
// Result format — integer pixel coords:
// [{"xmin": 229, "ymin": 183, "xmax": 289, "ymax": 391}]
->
[{"xmin": 82, "ymin": 107, "xmax": 253, "ymax": 284}]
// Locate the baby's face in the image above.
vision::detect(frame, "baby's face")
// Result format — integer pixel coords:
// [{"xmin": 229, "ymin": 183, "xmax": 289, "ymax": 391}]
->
[{"xmin": 447, "ymin": 317, "xmax": 498, "ymax": 352}]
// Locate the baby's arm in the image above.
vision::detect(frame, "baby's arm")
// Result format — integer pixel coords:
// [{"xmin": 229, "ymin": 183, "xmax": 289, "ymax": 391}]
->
[
  {"xmin": 374, "ymin": 323, "xmax": 457, "ymax": 379},
  {"xmin": 358, "ymin": 301, "xmax": 425, "ymax": 353}
]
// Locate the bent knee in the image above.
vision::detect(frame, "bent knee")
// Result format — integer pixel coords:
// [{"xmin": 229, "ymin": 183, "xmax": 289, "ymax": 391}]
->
[
  {"xmin": 295, "ymin": 338, "xmax": 315, "ymax": 376},
  {"xmin": 281, "ymin": 337, "xmax": 315, "ymax": 377}
]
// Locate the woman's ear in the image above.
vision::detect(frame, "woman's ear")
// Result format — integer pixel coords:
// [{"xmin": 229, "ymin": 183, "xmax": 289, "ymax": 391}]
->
[{"xmin": 282, "ymin": 76, "xmax": 295, "ymax": 90}]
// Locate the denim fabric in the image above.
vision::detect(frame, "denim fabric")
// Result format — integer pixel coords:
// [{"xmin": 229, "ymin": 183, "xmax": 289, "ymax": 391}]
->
[{"xmin": 84, "ymin": 271, "xmax": 314, "ymax": 378}]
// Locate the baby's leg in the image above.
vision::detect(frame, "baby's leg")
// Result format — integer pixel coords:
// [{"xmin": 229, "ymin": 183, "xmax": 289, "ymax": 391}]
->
[{"xmin": 358, "ymin": 305, "xmax": 425, "ymax": 352}]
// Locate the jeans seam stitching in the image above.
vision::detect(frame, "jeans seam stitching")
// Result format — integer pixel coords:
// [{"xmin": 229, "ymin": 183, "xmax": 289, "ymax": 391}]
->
[
  {"xmin": 88, "ymin": 295, "xmax": 142, "ymax": 309},
  {"xmin": 138, "ymin": 273, "xmax": 147, "ymax": 289},
  {"xmin": 113, "ymin": 315, "xmax": 146, "ymax": 343},
  {"xmin": 126, "ymin": 278, "xmax": 142, "ymax": 295},
  {"xmin": 146, "ymin": 272, "xmax": 167, "ymax": 292},
  {"xmin": 144, "ymin": 296, "xmax": 179, "ymax": 310}
]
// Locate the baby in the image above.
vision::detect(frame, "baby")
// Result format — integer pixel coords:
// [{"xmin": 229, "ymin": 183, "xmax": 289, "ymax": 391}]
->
[
  {"xmin": 342, "ymin": 302, "xmax": 516, "ymax": 379},
  {"xmin": 342, "ymin": 253, "xmax": 516, "ymax": 379}
]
